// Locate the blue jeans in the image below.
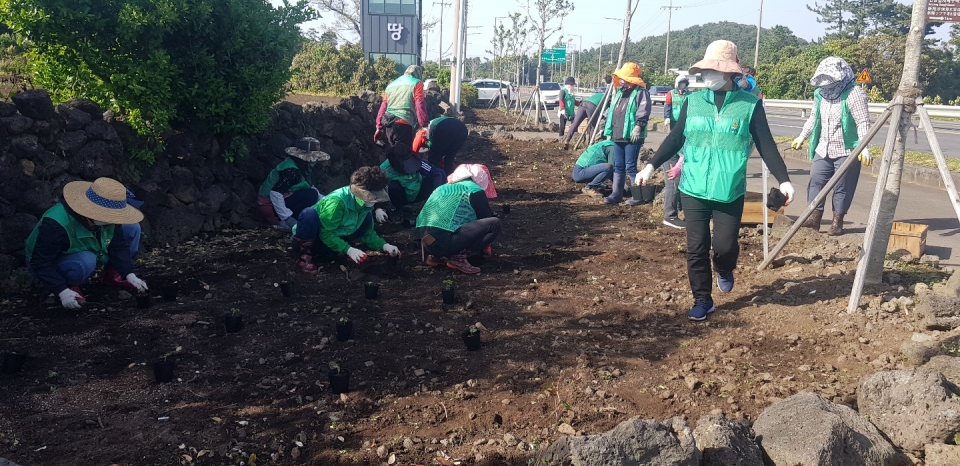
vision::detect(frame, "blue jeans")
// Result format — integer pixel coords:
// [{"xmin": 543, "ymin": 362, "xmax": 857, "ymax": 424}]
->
[
  {"xmin": 613, "ymin": 141, "xmax": 642, "ymax": 180},
  {"xmin": 572, "ymin": 163, "xmax": 613, "ymax": 188},
  {"xmin": 42, "ymin": 223, "xmax": 141, "ymax": 285},
  {"xmin": 294, "ymin": 208, "xmax": 374, "ymax": 259}
]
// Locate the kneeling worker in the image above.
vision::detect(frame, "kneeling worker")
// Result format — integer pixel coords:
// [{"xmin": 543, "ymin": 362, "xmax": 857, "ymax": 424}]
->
[
  {"xmin": 416, "ymin": 164, "xmax": 501, "ymax": 274},
  {"xmin": 25, "ymin": 177, "xmax": 148, "ymax": 309},
  {"xmin": 572, "ymin": 140, "xmax": 615, "ymax": 197},
  {"xmin": 257, "ymin": 137, "xmax": 330, "ymax": 231}
]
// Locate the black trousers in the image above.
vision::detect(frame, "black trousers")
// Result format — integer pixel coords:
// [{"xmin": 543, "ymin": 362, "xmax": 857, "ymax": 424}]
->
[
  {"xmin": 420, "ymin": 217, "xmax": 502, "ymax": 257},
  {"xmin": 386, "ymin": 121, "xmax": 414, "ymax": 150},
  {"xmin": 427, "ymin": 118, "xmax": 468, "ymax": 170},
  {"xmin": 564, "ymin": 101, "xmax": 597, "ymax": 143},
  {"xmin": 681, "ymin": 193, "xmax": 744, "ymax": 301}
]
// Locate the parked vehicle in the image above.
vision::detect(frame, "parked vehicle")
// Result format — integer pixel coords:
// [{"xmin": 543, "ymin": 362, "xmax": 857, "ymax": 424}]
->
[
  {"xmin": 649, "ymin": 85, "xmax": 673, "ymax": 105},
  {"xmin": 538, "ymin": 82, "xmax": 562, "ymax": 108},
  {"xmin": 470, "ymin": 79, "xmax": 517, "ymax": 105}
]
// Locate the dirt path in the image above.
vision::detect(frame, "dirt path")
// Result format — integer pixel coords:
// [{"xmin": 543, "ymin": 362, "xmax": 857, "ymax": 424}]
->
[{"xmin": 0, "ymin": 113, "xmax": 945, "ymax": 465}]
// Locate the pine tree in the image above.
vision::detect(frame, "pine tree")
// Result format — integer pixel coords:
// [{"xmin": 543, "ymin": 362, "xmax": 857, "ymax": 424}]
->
[{"xmin": 807, "ymin": 0, "xmax": 851, "ymax": 38}]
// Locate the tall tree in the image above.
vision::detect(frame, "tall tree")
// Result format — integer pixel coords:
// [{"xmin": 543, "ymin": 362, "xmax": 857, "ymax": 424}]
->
[
  {"xmin": 525, "ymin": 0, "xmax": 572, "ymax": 121},
  {"xmin": 311, "ymin": 0, "xmax": 361, "ymax": 41},
  {"xmin": 616, "ymin": 0, "xmax": 642, "ymax": 68},
  {"xmin": 807, "ymin": 0, "xmax": 850, "ymax": 38}
]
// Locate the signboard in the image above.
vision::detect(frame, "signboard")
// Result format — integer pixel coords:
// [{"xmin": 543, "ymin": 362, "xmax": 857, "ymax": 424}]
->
[
  {"xmin": 928, "ymin": 0, "xmax": 960, "ymax": 22},
  {"xmin": 541, "ymin": 48, "xmax": 567, "ymax": 64},
  {"xmin": 856, "ymin": 68, "xmax": 872, "ymax": 84}
]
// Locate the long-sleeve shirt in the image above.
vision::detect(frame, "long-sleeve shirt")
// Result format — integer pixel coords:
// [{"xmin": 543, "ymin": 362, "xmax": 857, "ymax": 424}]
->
[
  {"xmin": 797, "ymin": 85, "xmax": 871, "ymax": 159},
  {"xmin": 469, "ymin": 191, "xmax": 494, "ymax": 220},
  {"xmin": 376, "ymin": 82, "xmax": 429, "ymax": 129},
  {"xmin": 610, "ymin": 87, "xmax": 651, "ymax": 142},
  {"xmin": 664, "ymin": 90, "xmax": 689, "ymax": 123},
  {"xmin": 317, "ymin": 196, "xmax": 386, "ymax": 254},
  {"xmin": 649, "ymin": 90, "xmax": 790, "ymax": 184},
  {"xmin": 29, "ymin": 216, "xmax": 134, "ymax": 294}
]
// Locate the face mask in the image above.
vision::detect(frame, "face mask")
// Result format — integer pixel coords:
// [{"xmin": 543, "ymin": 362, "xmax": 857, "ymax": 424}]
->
[
  {"xmin": 702, "ymin": 70, "xmax": 727, "ymax": 91},
  {"xmin": 93, "ymin": 220, "xmax": 109, "ymax": 226},
  {"xmin": 364, "ymin": 202, "xmax": 375, "ymax": 208},
  {"xmin": 677, "ymin": 82, "xmax": 688, "ymax": 91}
]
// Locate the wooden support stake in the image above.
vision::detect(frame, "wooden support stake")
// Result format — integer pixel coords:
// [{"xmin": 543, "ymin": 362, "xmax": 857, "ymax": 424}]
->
[
  {"xmin": 573, "ymin": 85, "xmax": 614, "ymax": 150},
  {"xmin": 916, "ymin": 102, "xmax": 960, "ymax": 224}
]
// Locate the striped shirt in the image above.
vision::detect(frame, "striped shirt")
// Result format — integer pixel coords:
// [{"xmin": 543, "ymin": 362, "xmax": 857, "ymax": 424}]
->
[{"xmin": 797, "ymin": 85, "xmax": 871, "ymax": 159}]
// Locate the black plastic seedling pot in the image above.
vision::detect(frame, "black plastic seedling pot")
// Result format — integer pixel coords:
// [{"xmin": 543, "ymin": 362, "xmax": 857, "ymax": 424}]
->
[
  {"xmin": 328, "ymin": 368, "xmax": 350, "ymax": 394},
  {"xmin": 224, "ymin": 312, "xmax": 244, "ymax": 333},
  {"xmin": 389, "ymin": 254, "xmax": 400, "ymax": 267},
  {"xmin": 153, "ymin": 358, "xmax": 176, "ymax": 383},
  {"xmin": 336, "ymin": 320, "xmax": 354, "ymax": 341},
  {"xmin": 442, "ymin": 285, "xmax": 456, "ymax": 304},
  {"xmin": 161, "ymin": 284, "xmax": 179, "ymax": 302},
  {"xmin": 1, "ymin": 351, "xmax": 27, "ymax": 374},
  {"xmin": 641, "ymin": 185, "xmax": 657, "ymax": 203},
  {"xmin": 502, "ymin": 204, "xmax": 511, "ymax": 215},
  {"xmin": 136, "ymin": 293, "xmax": 152, "ymax": 309},
  {"xmin": 364, "ymin": 282, "xmax": 379, "ymax": 300},
  {"xmin": 279, "ymin": 281, "xmax": 294, "ymax": 297},
  {"xmin": 462, "ymin": 330, "xmax": 482, "ymax": 351}
]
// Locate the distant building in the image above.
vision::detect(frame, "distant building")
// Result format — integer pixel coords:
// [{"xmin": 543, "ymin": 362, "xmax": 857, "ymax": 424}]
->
[{"xmin": 360, "ymin": 0, "xmax": 423, "ymax": 71}]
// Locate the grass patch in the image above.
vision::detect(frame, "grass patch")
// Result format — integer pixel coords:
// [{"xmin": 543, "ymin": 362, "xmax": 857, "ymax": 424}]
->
[{"xmin": 773, "ymin": 137, "xmax": 959, "ymax": 172}]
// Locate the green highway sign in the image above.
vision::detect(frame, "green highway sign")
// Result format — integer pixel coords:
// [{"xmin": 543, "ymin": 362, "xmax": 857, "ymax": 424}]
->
[{"xmin": 541, "ymin": 48, "xmax": 567, "ymax": 63}]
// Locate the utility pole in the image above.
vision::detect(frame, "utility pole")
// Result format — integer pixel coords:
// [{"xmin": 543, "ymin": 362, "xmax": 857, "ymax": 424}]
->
[
  {"xmin": 450, "ymin": 0, "xmax": 464, "ymax": 114},
  {"xmin": 597, "ymin": 37, "xmax": 603, "ymax": 88},
  {"xmin": 753, "ymin": 0, "xmax": 764, "ymax": 66},
  {"xmin": 661, "ymin": 0, "xmax": 681, "ymax": 74},
  {"xmin": 433, "ymin": 1, "xmax": 450, "ymax": 64}
]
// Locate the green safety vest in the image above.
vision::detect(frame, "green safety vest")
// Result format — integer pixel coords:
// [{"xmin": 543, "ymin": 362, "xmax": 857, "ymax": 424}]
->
[
  {"xmin": 585, "ymin": 92, "xmax": 604, "ymax": 107},
  {"xmin": 25, "ymin": 203, "xmax": 116, "ymax": 266},
  {"xmin": 809, "ymin": 84, "xmax": 859, "ymax": 160},
  {"xmin": 385, "ymin": 74, "xmax": 420, "ymax": 127},
  {"xmin": 313, "ymin": 186, "xmax": 372, "ymax": 237},
  {"xmin": 669, "ymin": 89, "xmax": 689, "ymax": 121},
  {"xmin": 416, "ymin": 180, "xmax": 483, "ymax": 232},
  {"xmin": 561, "ymin": 89, "xmax": 576, "ymax": 118},
  {"xmin": 575, "ymin": 140, "xmax": 614, "ymax": 168},
  {"xmin": 679, "ymin": 90, "xmax": 758, "ymax": 203},
  {"xmin": 379, "ymin": 159, "xmax": 422, "ymax": 203},
  {"xmin": 259, "ymin": 157, "xmax": 312, "ymax": 198},
  {"xmin": 604, "ymin": 88, "xmax": 648, "ymax": 140}
]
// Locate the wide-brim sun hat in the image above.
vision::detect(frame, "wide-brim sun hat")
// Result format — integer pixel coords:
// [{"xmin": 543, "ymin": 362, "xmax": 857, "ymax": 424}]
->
[
  {"xmin": 285, "ymin": 137, "xmax": 331, "ymax": 163},
  {"xmin": 611, "ymin": 62, "xmax": 646, "ymax": 87},
  {"xmin": 63, "ymin": 177, "xmax": 144, "ymax": 224},
  {"xmin": 350, "ymin": 184, "xmax": 390, "ymax": 204},
  {"xmin": 689, "ymin": 40, "xmax": 743, "ymax": 76}
]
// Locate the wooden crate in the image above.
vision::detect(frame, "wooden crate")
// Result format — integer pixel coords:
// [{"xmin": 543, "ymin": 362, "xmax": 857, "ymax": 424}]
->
[
  {"xmin": 741, "ymin": 191, "xmax": 784, "ymax": 225},
  {"xmin": 887, "ymin": 222, "xmax": 927, "ymax": 257}
]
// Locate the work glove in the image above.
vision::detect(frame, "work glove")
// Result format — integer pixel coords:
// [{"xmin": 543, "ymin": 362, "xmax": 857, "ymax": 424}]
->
[
  {"xmin": 346, "ymin": 247, "xmax": 368, "ymax": 264},
  {"xmin": 59, "ymin": 288, "xmax": 84, "ymax": 310},
  {"xmin": 663, "ymin": 118, "xmax": 670, "ymax": 128},
  {"xmin": 779, "ymin": 182, "xmax": 796, "ymax": 205},
  {"xmin": 382, "ymin": 243, "xmax": 400, "ymax": 256},
  {"xmin": 630, "ymin": 126, "xmax": 643, "ymax": 143},
  {"xmin": 557, "ymin": 109, "xmax": 564, "ymax": 119},
  {"xmin": 635, "ymin": 164, "xmax": 655, "ymax": 186},
  {"xmin": 668, "ymin": 155, "xmax": 684, "ymax": 180},
  {"xmin": 790, "ymin": 137, "xmax": 804, "ymax": 151},
  {"xmin": 859, "ymin": 147, "xmax": 873, "ymax": 166},
  {"xmin": 374, "ymin": 208, "xmax": 388, "ymax": 223},
  {"xmin": 125, "ymin": 273, "xmax": 148, "ymax": 292}
]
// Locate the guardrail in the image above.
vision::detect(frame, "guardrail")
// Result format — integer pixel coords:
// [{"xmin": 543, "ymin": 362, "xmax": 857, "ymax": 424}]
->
[{"xmin": 765, "ymin": 99, "xmax": 960, "ymax": 119}]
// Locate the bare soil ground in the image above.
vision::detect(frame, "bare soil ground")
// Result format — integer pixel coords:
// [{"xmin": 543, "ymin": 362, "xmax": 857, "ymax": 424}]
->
[{"xmin": 0, "ymin": 110, "xmax": 948, "ymax": 465}]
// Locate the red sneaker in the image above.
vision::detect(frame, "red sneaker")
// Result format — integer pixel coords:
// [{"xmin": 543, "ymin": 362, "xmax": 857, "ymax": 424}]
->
[
  {"xmin": 425, "ymin": 255, "xmax": 444, "ymax": 267},
  {"xmin": 446, "ymin": 254, "xmax": 480, "ymax": 274},
  {"xmin": 102, "ymin": 265, "xmax": 137, "ymax": 290}
]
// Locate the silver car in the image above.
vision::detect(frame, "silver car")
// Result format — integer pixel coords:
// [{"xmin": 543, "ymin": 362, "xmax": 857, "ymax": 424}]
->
[
  {"xmin": 470, "ymin": 79, "xmax": 517, "ymax": 105},
  {"xmin": 538, "ymin": 82, "xmax": 561, "ymax": 109}
]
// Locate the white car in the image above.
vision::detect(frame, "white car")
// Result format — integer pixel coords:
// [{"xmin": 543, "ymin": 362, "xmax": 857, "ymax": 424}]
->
[
  {"xmin": 538, "ymin": 82, "xmax": 561, "ymax": 108},
  {"xmin": 470, "ymin": 79, "xmax": 517, "ymax": 105}
]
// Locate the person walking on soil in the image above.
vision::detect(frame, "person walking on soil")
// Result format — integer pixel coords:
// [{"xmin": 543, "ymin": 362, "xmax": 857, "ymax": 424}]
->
[
  {"xmin": 572, "ymin": 140, "xmax": 615, "ymax": 197},
  {"xmin": 257, "ymin": 137, "xmax": 330, "ymax": 232},
  {"xmin": 557, "ymin": 77, "xmax": 577, "ymax": 138},
  {"xmin": 416, "ymin": 164, "xmax": 501, "ymax": 274},
  {"xmin": 661, "ymin": 75, "xmax": 693, "ymax": 229},
  {"xmin": 564, "ymin": 75, "xmax": 613, "ymax": 150},
  {"xmin": 375, "ymin": 65, "xmax": 429, "ymax": 151},
  {"xmin": 291, "ymin": 167, "xmax": 400, "ymax": 274},
  {"xmin": 414, "ymin": 115, "xmax": 469, "ymax": 170},
  {"xmin": 25, "ymin": 177, "xmax": 149, "ymax": 309},
  {"xmin": 790, "ymin": 56, "xmax": 872, "ymax": 236},
  {"xmin": 635, "ymin": 40, "xmax": 795, "ymax": 321},
  {"xmin": 603, "ymin": 63, "xmax": 652, "ymax": 206}
]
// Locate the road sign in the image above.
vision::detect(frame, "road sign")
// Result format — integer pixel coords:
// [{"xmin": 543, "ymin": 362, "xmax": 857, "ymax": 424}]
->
[
  {"xmin": 928, "ymin": 0, "xmax": 960, "ymax": 22},
  {"xmin": 541, "ymin": 48, "xmax": 567, "ymax": 64},
  {"xmin": 856, "ymin": 69, "xmax": 872, "ymax": 84}
]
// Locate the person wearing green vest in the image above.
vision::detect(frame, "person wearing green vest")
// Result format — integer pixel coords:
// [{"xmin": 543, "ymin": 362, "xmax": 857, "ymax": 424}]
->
[
  {"xmin": 790, "ymin": 56, "xmax": 872, "ymax": 236},
  {"xmin": 414, "ymin": 116, "xmax": 469, "ymax": 170},
  {"xmin": 25, "ymin": 178, "xmax": 148, "ymax": 309},
  {"xmin": 661, "ymin": 75, "xmax": 693, "ymax": 229},
  {"xmin": 738, "ymin": 66, "xmax": 762, "ymax": 99},
  {"xmin": 572, "ymin": 140, "xmax": 614, "ymax": 197},
  {"xmin": 256, "ymin": 137, "xmax": 331, "ymax": 232},
  {"xmin": 557, "ymin": 77, "xmax": 577, "ymax": 137},
  {"xmin": 380, "ymin": 144, "xmax": 444, "ymax": 216},
  {"xmin": 416, "ymin": 164, "xmax": 501, "ymax": 274},
  {"xmin": 375, "ymin": 65, "xmax": 429, "ymax": 156},
  {"xmin": 291, "ymin": 167, "xmax": 399, "ymax": 274},
  {"xmin": 563, "ymin": 75, "xmax": 613, "ymax": 150},
  {"xmin": 603, "ymin": 63, "xmax": 651, "ymax": 206},
  {"xmin": 636, "ymin": 40, "xmax": 795, "ymax": 321}
]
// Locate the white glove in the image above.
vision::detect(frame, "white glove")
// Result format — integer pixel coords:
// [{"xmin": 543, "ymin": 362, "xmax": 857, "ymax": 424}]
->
[
  {"xmin": 125, "ymin": 273, "xmax": 148, "ymax": 292},
  {"xmin": 382, "ymin": 243, "xmax": 400, "ymax": 256},
  {"xmin": 635, "ymin": 164, "xmax": 655, "ymax": 186},
  {"xmin": 557, "ymin": 109, "xmax": 564, "ymax": 119},
  {"xmin": 59, "ymin": 288, "xmax": 83, "ymax": 309},
  {"xmin": 630, "ymin": 126, "xmax": 643, "ymax": 143},
  {"xmin": 346, "ymin": 247, "xmax": 368, "ymax": 264},
  {"xmin": 375, "ymin": 208, "xmax": 388, "ymax": 223},
  {"xmin": 664, "ymin": 118, "xmax": 670, "ymax": 128},
  {"xmin": 858, "ymin": 147, "xmax": 873, "ymax": 166},
  {"xmin": 790, "ymin": 137, "xmax": 803, "ymax": 150},
  {"xmin": 779, "ymin": 182, "xmax": 795, "ymax": 205}
]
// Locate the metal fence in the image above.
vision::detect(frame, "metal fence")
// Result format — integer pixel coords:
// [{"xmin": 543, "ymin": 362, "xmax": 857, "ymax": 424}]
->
[{"xmin": 765, "ymin": 99, "xmax": 960, "ymax": 119}]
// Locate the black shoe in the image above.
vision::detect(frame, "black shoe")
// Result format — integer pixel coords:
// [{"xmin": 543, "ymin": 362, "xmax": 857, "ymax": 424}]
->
[{"xmin": 663, "ymin": 217, "xmax": 685, "ymax": 230}]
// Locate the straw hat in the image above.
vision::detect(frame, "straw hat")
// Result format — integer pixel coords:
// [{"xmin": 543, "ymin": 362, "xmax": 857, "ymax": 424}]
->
[
  {"xmin": 285, "ymin": 137, "xmax": 331, "ymax": 163},
  {"xmin": 612, "ymin": 63, "xmax": 646, "ymax": 87},
  {"xmin": 63, "ymin": 177, "xmax": 144, "ymax": 224},
  {"xmin": 689, "ymin": 40, "xmax": 743, "ymax": 76}
]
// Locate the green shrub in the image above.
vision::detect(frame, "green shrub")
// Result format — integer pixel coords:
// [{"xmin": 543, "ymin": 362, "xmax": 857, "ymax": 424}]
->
[
  {"xmin": 1, "ymin": 0, "xmax": 316, "ymax": 140},
  {"xmin": 437, "ymin": 69, "xmax": 451, "ymax": 88},
  {"xmin": 290, "ymin": 42, "xmax": 397, "ymax": 95},
  {"xmin": 460, "ymin": 83, "xmax": 478, "ymax": 108}
]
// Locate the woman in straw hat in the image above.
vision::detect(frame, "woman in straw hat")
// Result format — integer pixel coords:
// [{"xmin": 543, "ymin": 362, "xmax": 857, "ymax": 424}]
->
[
  {"xmin": 257, "ymin": 137, "xmax": 331, "ymax": 232},
  {"xmin": 25, "ymin": 177, "xmax": 148, "ymax": 309},
  {"xmin": 291, "ymin": 166, "xmax": 401, "ymax": 274},
  {"xmin": 635, "ymin": 40, "xmax": 795, "ymax": 321},
  {"xmin": 603, "ymin": 62, "xmax": 652, "ymax": 206}
]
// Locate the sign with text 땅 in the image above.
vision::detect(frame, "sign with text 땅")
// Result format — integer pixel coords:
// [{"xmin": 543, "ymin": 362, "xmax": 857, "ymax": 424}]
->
[{"xmin": 928, "ymin": 0, "xmax": 960, "ymax": 22}]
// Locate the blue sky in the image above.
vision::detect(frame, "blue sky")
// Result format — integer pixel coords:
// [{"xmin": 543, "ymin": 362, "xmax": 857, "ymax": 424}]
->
[{"xmin": 277, "ymin": 0, "xmax": 948, "ymax": 61}]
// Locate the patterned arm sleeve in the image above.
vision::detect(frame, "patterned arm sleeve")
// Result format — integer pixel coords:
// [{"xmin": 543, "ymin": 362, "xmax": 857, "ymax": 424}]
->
[
  {"xmin": 848, "ymin": 86, "xmax": 872, "ymax": 141},
  {"xmin": 797, "ymin": 100, "xmax": 818, "ymax": 141}
]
